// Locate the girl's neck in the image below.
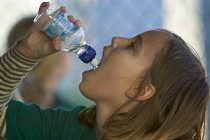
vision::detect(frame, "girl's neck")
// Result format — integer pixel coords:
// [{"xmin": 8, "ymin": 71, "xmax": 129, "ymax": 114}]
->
[{"xmin": 96, "ymin": 102, "xmax": 116, "ymax": 139}]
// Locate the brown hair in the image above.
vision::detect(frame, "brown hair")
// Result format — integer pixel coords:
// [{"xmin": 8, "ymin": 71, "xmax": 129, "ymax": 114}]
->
[{"xmin": 78, "ymin": 29, "xmax": 209, "ymax": 140}]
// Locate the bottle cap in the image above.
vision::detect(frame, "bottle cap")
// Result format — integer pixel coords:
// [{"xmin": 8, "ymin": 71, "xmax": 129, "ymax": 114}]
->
[{"xmin": 79, "ymin": 45, "xmax": 96, "ymax": 64}]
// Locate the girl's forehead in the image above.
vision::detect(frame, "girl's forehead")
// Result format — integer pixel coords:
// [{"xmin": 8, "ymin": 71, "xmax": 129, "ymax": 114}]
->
[
  {"xmin": 132, "ymin": 30, "xmax": 171, "ymax": 65},
  {"xmin": 134, "ymin": 30, "xmax": 170, "ymax": 49},
  {"xmin": 138, "ymin": 30, "xmax": 171, "ymax": 39}
]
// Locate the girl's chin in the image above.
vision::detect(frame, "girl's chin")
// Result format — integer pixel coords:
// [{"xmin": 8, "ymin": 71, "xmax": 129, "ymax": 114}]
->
[{"xmin": 79, "ymin": 82, "xmax": 97, "ymax": 102}]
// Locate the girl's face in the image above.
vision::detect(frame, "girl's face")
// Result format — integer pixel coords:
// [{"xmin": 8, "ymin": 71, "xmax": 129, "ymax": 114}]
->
[{"xmin": 79, "ymin": 30, "xmax": 170, "ymax": 107}]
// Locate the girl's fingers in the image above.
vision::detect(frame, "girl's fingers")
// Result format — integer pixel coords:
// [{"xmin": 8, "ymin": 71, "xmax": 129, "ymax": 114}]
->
[
  {"xmin": 74, "ymin": 20, "xmax": 81, "ymax": 28},
  {"xmin": 67, "ymin": 16, "xmax": 81, "ymax": 28},
  {"xmin": 38, "ymin": 3, "xmax": 66, "ymax": 14},
  {"xmin": 60, "ymin": 7, "xmax": 66, "ymax": 13},
  {"xmin": 38, "ymin": 2, "xmax": 49, "ymax": 14},
  {"xmin": 68, "ymin": 15, "xmax": 76, "ymax": 23}
]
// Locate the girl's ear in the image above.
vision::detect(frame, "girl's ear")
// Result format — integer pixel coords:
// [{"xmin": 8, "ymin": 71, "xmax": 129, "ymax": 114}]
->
[{"xmin": 126, "ymin": 84, "xmax": 155, "ymax": 101}]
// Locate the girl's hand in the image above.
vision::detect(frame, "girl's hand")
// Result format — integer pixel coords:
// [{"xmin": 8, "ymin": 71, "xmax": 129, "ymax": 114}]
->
[{"xmin": 16, "ymin": 2, "xmax": 80, "ymax": 59}]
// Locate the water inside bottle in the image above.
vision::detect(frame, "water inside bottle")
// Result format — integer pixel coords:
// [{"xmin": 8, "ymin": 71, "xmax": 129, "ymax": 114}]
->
[{"xmin": 61, "ymin": 27, "xmax": 86, "ymax": 52}]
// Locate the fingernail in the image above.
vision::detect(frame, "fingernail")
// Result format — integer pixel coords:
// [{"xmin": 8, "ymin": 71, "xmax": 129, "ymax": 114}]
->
[
  {"xmin": 60, "ymin": 7, "xmax": 66, "ymax": 13},
  {"xmin": 42, "ymin": 2, "xmax": 49, "ymax": 7},
  {"xmin": 69, "ymin": 15, "xmax": 74, "ymax": 19}
]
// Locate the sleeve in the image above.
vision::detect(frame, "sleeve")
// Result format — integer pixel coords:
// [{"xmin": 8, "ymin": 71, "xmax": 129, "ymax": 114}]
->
[
  {"xmin": 6, "ymin": 100, "xmax": 85, "ymax": 140},
  {"xmin": 0, "ymin": 43, "xmax": 38, "ymax": 137}
]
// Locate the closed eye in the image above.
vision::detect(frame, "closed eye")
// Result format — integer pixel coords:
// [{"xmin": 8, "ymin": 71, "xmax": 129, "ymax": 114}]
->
[{"xmin": 126, "ymin": 42, "xmax": 136, "ymax": 51}]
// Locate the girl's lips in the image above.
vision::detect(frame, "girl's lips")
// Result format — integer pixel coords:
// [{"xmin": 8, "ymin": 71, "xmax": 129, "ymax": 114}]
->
[
  {"xmin": 82, "ymin": 60, "xmax": 102, "ymax": 75},
  {"xmin": 82, "ymin": 70, "xmax": 92, "ymax": 75}
]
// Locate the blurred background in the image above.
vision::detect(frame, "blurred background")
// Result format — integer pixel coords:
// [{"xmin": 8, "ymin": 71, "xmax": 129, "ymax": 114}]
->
[{"xmin": 0, "ymin": 0, "xmax": 209, "ymax": 138}]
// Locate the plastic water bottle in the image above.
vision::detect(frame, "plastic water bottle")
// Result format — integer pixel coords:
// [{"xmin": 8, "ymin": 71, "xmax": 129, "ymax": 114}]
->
[{"xmin": 33, "ymin": 3, "xmax": 100, "ymax": 68}]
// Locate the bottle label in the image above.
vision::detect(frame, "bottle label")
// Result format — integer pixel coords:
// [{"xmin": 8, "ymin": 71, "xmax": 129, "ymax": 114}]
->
[{"xmin": 44, "ymin": 12, "xmax": 76, "ymax": 40}]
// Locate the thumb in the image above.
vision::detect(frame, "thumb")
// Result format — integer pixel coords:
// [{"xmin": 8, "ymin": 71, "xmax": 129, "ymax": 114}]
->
[{"xmin": 38, "ymin": 2, "xmax": 49, "ymax": 14}]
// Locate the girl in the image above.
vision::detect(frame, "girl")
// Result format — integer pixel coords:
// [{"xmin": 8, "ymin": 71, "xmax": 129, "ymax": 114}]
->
[{"xmin": 0, "ymin": 2, "xmax": 209, "ymax": 140}]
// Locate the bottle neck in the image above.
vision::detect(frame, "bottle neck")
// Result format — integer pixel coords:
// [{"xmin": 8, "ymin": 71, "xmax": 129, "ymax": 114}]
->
[{"xmin": 90, "ymin": 58, "xmax": 100, "ymax": 69}]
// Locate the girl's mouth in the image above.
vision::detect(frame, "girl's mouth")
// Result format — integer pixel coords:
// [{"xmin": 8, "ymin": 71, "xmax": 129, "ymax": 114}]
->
[
  {"xmin": 82, "ymin": 69, "xmax": 92, "ymax": 75},
  {"xmin": 82, "ymin": 48, "xmax": 104, "ymax": 75},
  {"xmin": 82, "ymin": 61, "xmax": 101, "ymax": 75}
]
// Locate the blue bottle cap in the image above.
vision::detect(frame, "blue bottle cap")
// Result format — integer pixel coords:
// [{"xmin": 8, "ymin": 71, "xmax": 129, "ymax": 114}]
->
[{"xmin": 79, "ymin": 45, "xmax": 96, "ymax": 63}]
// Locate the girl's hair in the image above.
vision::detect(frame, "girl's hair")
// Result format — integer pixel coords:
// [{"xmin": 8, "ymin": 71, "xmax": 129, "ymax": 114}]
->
[{"xmin": 78, "ymin": 29, "xmax": 209, "ymax": 140}]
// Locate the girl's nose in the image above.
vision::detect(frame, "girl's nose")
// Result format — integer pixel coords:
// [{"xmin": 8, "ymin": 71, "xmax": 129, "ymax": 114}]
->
[{"xmin": 111, "ymin": 37, "xmax": 130, "ymax": 48}]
